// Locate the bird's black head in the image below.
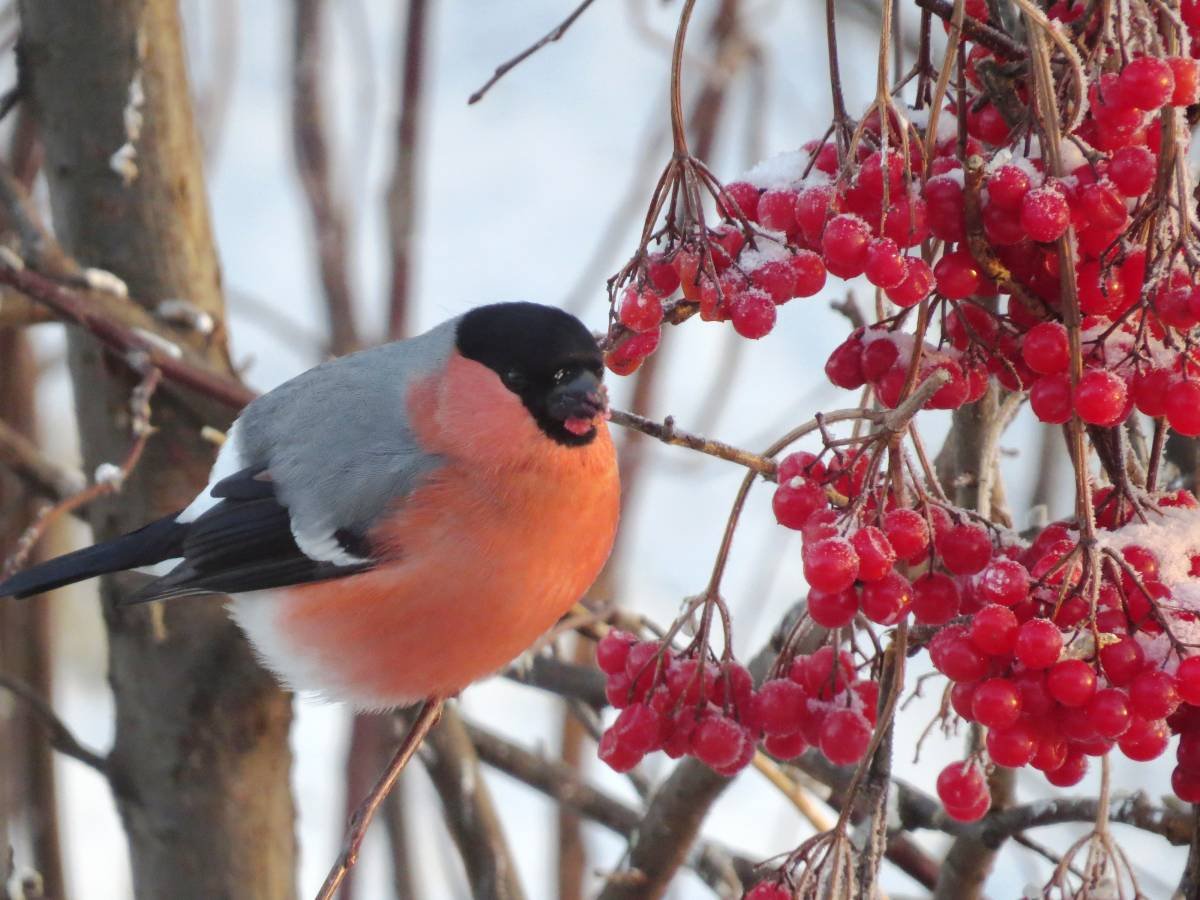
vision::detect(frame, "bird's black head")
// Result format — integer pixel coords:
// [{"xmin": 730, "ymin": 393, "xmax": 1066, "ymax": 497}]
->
[{"xmin": 456, "ymin": 302, "xmax": 607, "ymax": 447}]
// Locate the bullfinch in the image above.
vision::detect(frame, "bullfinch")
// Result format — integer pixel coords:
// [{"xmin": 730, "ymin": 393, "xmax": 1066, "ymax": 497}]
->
[{"xmin": 0, "ymin": 302, "xmax": 620, "ymax": 709}]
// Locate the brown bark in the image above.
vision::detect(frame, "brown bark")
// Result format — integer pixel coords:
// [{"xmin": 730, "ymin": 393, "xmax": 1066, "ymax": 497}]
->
[{"xmin": 17, "ymin": 2, "xmax": 296, "ymax": 898}]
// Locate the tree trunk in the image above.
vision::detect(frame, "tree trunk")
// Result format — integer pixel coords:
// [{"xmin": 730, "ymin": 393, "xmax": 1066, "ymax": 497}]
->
[{"xmin": 17, "ymin": 2, "xmax": 297, "ymax": 897}]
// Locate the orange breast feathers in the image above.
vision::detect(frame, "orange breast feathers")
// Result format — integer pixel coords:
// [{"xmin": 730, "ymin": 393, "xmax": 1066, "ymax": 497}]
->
[{"xmin": 270, "ymin": 353, "xmax": 620, "ymax": 708}]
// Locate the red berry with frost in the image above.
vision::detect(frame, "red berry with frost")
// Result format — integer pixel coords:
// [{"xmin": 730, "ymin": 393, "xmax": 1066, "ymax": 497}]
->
[
  {"xmin": 970, "ymin": 603, "xmax": 1019, "ymax": 656},
  {"xmin": 619, "ymin": 286, "xmax": 664, "ymax": 333},
  {"xmin": 1108, "ymin": 146, "xmax": 1156, "ymax": 197},
  {"xmin": 1022, "ymin": 322, "xmax": 1069, "ymax": 375},
  {"xmin": 773, "ymin": 478, "xmax": 827, "ymax": 530},
  {"xmin": 861, "ymin": 339, "xmax": 899, "ymax": 381},
  {"xmin": 753, "ymin": 678, "xmax": 807, "ymax": 737},
  {"xmin": 972, "ymin": 678, "xmax": 1022, "ymax": 730},
  {"xmin": 860, "ymin": 571, "xmax": 913, "ymax": 625},
  {"xmin": 808, "ymin": 587, "xmax": 860, "ymax": 628},
  {"xmin": 1133, "ymin": 367, "xmax": 1172, "ymax": 418},
  {"xmin": 1169, "ymin": 56, "xmax": 1200, "ymax": 106},
  {"xmin": 821, "ymin": 214, "xmax": 872, "ymax": 278},
  {"xmin": 691, "ymin": 715, "xmax": 745, "ymax": 769},
  {"xmin": 1100, "ymin": 637, "xmax": 1146, "ymax": 686},
  {"xmin": 1118, "ymin": 56, "xmax": 1175, "ymax": 109},
  {"xmin": 1076, "ymin": 182, "xmax": 1127, "ymax": 231},
  {"xmin": 757, "ymin": 189, "xmax": 798, "ymax": 233},
  {"xmin": 911, "ymin": 572, "xmax": 960, "ymax": 625},
  {"xmin": 646, "ymin": 254, "xmax": 680, "ymax": 295},
  {"xmin": 1030, "ymin": 374, "xmax": 1074, "ymax": 424},
  {"xmin": 719, "ymin": 181, "xmax": 760, "ymax": 220},
  {"xmin": 795, "ymin": 185, "xmax": 835, "ymax": 242},
  {"xmin": 883, "ymin": 508, "xmax": 930, "ymax": 560},
  {"xmin": 987, "ymin": 164, "xmax": 1032, "ymax": 211},
  {"xmin": 598, "ymin": 728, "xmax": 643, "ymax": 772},
  {"xmin": 930, "ymin": 628, "xmax": 989, "ymax": 682},
  {"xmin": 825, "ymin": 337, "xmax": 866, "ymax": 389},
  {"xmin": 764, "ymin": 730, "xmax": 808, "ymax": 761},
  {"xmin": 751, "ymin": 260, "xmax": 799, "ymax": 303},
  {"xmin": 1076, "ymin": 370, "xmax": 1128, "ymax": 426},
  {"xmin": 885, "ymin": 257, "xmax": 935, "ymax": 307},
  {"xmin": 744, "ymin": 882, "xmax": 791, "ymax": 900},
  {"xmin": 1167, "ymin": 378, "xmax": 1200, "ymax": 436},
  {"xmin": 1020, "ymin": 186, "xmax": 1070, "ymax": 242},
  {"xmin": 936, "ymin": 522, "xmax": 992, "ymax": 575},
  {"xmin": 803, "ymin": 537, "xmax": 860, "ymax": 592},
  {"xmin": 597, "ymin": 630, "xmax": 636, "ymax": 675},
  {"xmin": 1015, "ymin": 618, "xmax": 1062, "ymax": 669},
  {"xmin": 1177, "ymin": 657, "xmax": 1200, "ymax": 705},
  {"xmin": 977, "ymin": 559, "xmax": 1030, "ymax": 607},
  {"xmin": 819, "ymin": 709, "xmax": 871, "ymax": 765},
  {"xmin": 1089, "ymin": 688, "xmax": 1132, "ymax": 739},
  {"xmin": 1046, "ymin": 659, "xmax": 1097, "ymax": 707},
  {"xmin": 864, "ymin": 237, "xmax": 907, "ymax": 289},
  {"xmin": 934, "ymin": 249, "xmax": 982, "ymax": 299},
  {"xmin": 851, "ymin": 526, "xmax": 896, "ymax": 582},
  {"xmin": 612, "ymin": 702, "xmax": 663, "ymax": 753},
  {"xmin": 790, "ymin": 250, "xmax": 827, "ymax": 297},
  {"xmin": 730, "ymin": 288, "xmax": 777, "ymax": 339},
  {"xmin": 1130, "ymin": 670, "xmax": 1180, "ymax": 719},
  {"xmin": 924, "ymin": 176, "xmax": 966, "ymax": 242}
]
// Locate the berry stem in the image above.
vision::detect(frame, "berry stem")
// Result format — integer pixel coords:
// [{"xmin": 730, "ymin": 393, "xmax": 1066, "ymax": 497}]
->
[{"xmin": 668, "ymin": 0, "xmax": 698, "ymax": 158}]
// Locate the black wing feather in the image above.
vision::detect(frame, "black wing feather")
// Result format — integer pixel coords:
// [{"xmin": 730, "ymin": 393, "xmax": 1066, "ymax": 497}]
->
[{"xmin": 124, "ymin": 466, "xmax": 375, "ymax": 604}]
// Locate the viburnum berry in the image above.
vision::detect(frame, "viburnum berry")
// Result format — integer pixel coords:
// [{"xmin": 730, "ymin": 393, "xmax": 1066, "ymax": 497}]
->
[
  {"xmin": 744, "ymin": 881, "xmax": 791, "ymax": 900},
  {"xmin": 803, "ymin": 536, "xmax": 860, "ymax": 592},
  {"xmin": 790, "ymin": 250, "xmax": 827, "ymax": 297},
  {"xmin": 860, "ymin": 571, "xmax": 913, "ymax": 625},
  {"xmin": 645, "ymin": 253, "xmax": 680, "ymax": 295},
  {"xmin": 821, "ymin": 214, "xmax": 872, "ymax": 278},
  {"xmin": 1118, "ymin": 56, "xmax": 1175, "ymax": 110},
  {"xmin": 1030, "ymin": 374, "xmax": 1073, "ymax": 424},
  {"xmin": 987, "ymin": 720, "xmax": 1038, "ymax": 767},
  {"xmin": 911, "ymin": 572, "xmax": 960, "ymax": 625},
  {"xmin": 976, "ymin": 559, "xmax": 1030, "ymax": 607},
  {"xmin": 883, "ymin": 508, "xmax": 930, "ymax": 560},
  {"xmin": 612, "ymin": 702, "xmax": 663, "ymax": 754},
  {"xmin": 936, "ymin": 522, "xmax": 993, "ymax": 575},
  {"xmin": 885, "ymin": 257, "xmax": 935, "ymax": 307},
  {"xmin": 1169, "ymin": 56, "xmax": 1200, "ymax": 106},
  {"xmin": 618, "ymin": 286, "xmax": 664, "ymax": 333},
  {"xmin": 970, "ymin": 603, "xmax": 1019, "ymax": 656},
  {"xmin": 764, "ymin": 730, "xmax": 808, "ymax": 761},
  {"xmin": 1167, "ymin": 378, "xmax": 1200, "ymax": 436},
  {"xmin": 691, "ymin": 715, "xmax": 746, "ymax": 770},
  {"xmin": 757, "ymin": 189, "xmax": 798, "ymax": 233},
  {"xmin": 861, "ymin": 339, "xmax": 899, "ymax": 381},
  {"xmin": 1046, "ymin": 659, "xmax": 1098, "ymax": 707},
  {"xmin": 750, "ymin": 260, "xmax": 798, "ymax": 303},
  {"xmin": 1133, "ymin": 367, "xmax": 1172, "ymax": 417},
  {"xmin": 1088, "ymin": 688, "xmax": 1132, "ymax": 739},
  {"xmin": 971, "ymin": 678, "xmax": 1022, "ymax": 730},
  {"xmin": 1045, "ymin": 750, "xmax": 1089, "ymax": 787},
  {"xmin": 1076, "ymin": 181, "xmax": 1127, "ymax": 231},
  {"xmin": 598, "ymin": 727, "xmax": 643, "ymax": 772},
  {"xmin": 1177, "ymin": 657, "xmax": 1200, "ymax": 705},
  {"xmin": 718, "ymin": 181, "xmax": 760, "ymax": 220},
  {"xmin": 1108, "ymin": 146, "xmax": 1157, "ymax": 197},
  {"xmin": 987, "ymin": 164, "xmax": 1032, "ymax": 211},
  {"xmin": 1020, "ymin": 185, "xmax": 1071, "ymax": 242},
  {"xmin": 1021, "ymin": 322, "xmax": 1069, "ymax": 375},
  {"xmin": 773, "ymin": 478, "xmax": 827, "ymax": 529},
  {"xmin": 930, "ymin": 626, "xmax": 989, "ymax": 682},
  {"xmin": 730, "ymin": 289, "xmax": 777, "ymax": 339},
  {"xmin": 807, "ymin": 586, "xmax": 860, "ymax": 628},
  {"xmin": 1014, "ymin": 618, "xmax": 1063, "ymax": 669},
  {"xmin": 753, "ymin": 678, "xmax": 807, "ymax": 737},
  {"xmin": 1130, "ymin": 670, "xmax": 1181, "ymax": 719},
  {"xmin": 934, "ymin": 249, "xmax": 982, "ymax": 299},
  {"xmin": 818, "ymin": 708, "xmax": 871, "ymax": 765},
  {"xmin": 851, "ymin": 526, "xmax": 896, "ymax": 582},
  {"xmin": 1074, "ymin": 369, "xmax": 1129, "ymax": 426},
  {"xmin": 795, "ymin": 185, "xmax": 835, "ymax": 242},
  {"xmin": 1119, "ymin": 715, "xmax": 1170, "ymax": 761},
  {"xmin": 864, "ymin": 237, "xmax": 907, "ymax": 289},
  {"xmin": 924, "ymin": 175, "xmax": 966, "ymax": 242},
  {"xmin": 1100, "ymin": 636, "xmax": 1146, "ymax": 686},
  {"xmin": 597, "ymin": 630, "xmax": 636, "ymax": 675},
  {"xmin": 937, "ymin": 761, "xmax": 990, "ymax": 821}
]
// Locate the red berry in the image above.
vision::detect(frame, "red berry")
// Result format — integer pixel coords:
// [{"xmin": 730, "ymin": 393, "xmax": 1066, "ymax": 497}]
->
[
  {"xmin": 598, "ymin": 727, "xmax": 643, "ymax": 772},
  {"xmin": 718, "ymin": 181, "xmax": 760, "ymax": 220},
  {"xmin": 1015, "ymin": 618, "xmax": 1063, "ymax": 669},
  {"xmin": 936, "ymin": 522, "xmax": 993, "ymax": 575},
  {"xmin": 1074, "ymin": 368, "xmax": 1128, "ymax": 426},
  {"xmin": 864, "ymin": 237, "xmax": 907, "ymax": 289},
  {"xmin": 818, "ymin": 709, "xmax": 872, "ymax": 765},
  {"xmin": 1020, "ymin": 186, "xmax": 1070, "ymax": 242},
  {"xmin": 1167, "ymin": 378, "xmax": 1200, "ymax": 436},
  {"xmin": 744, "ymin": 882, "xmax": 791, "ymax": 900},
  {"xmin": 1076, "ymin": 182, "xmax": 1127, "ymax": 231},
  {"xmin": 1173, "ymin": 765, "xmax": 1200, "ymax": 804},
  {"xmin": 860, "ymin": 571, "xmax": 913, "ymax": 625},
  {"xmin": 795, "ymin": 185, "xmax": 835, "ymax": 242},
  {"xmin": 773, "ymin": 478, "xmax": 827, "ymax": 530},
  {"xmin": 763, "ymin": 730, "xmax": 808, "ymax": 761},
  {"xmin": 976, "ymin": 559, "xmax": 1030, "ymax": 607},
  {"xmin": 1021, "ymin": 322, "xmax": 1069, "ymax": 375},
  {"xmin": 821, "ymin": 214, "xmax": 872, "ymax": 278},
  {"xmin": 646, "ymin": 254, "xmax": 680, "ymax": 295},
  {"xmin": 930, "ymin": 627, "xmax": 989, "ymax": 682},
  {"xmin": 808, "ymin": 586, "xmax": 860, "ymax": 628},
  {"xmin": 851, "ymin": 526, "xmax": 896, "ymax": 582},
  {"xmin": 885, "ymin": 257, "xmax": 935, "ymax": 307},
  {"xmin": 730, "ymin": 289, "xmax": 777, "ymax": 339},
  {"xmin": 1118, "ymin": 56, "xmax": 1175, "ymax": 110},
  {"xmin": 825, "ymin": 337, "xmax": 866, "ymax": 389},
  {"xmin": 1100, "ymin": 636, "xmax": 1146, "ymax": 686},
  {"xmin": 790, "ymin": 250, "xmax": 827, "ymax": 297},
  {"xmin": 757, "ymin": 189, "xmax": 799, "ymax": 233},
  {"xmin": 1089, "ymin": 688, "xmax": 1132, "ymax": 739},
  {"xmin": 883, "ymin": 508, "xmax": 930, "ymax": 560},
  {"xmin": 883, "ymin": 196, "xmax": 931, "ymax": 248},
  {"xmin": 1177, "ymin": 657, "xmax": 1200, "ymax": 705},
  {"xmin": 1133, "ymin": 367, "xmax": 1172, "ymax": 417},
  {"xmin": 1169, "ymin": 56, "xmax": 1200, "ymax": 106},
  {"xmin": 1119, "ymin": 715, "xmax": 1170, "ymax": 761},
  {"xmin": 924, "ymin": 175, "xmax": 966, "ymax": 242},
  {"xmin": 803, "ymin": 537, "xmax": 860, "ymax": 592},
  {"xmin": 691, "ymin": 714, "xmax": 745, "ymax": 769},
  {"xmin": 934, "ymin": 249, "xmax": 982, "ymax": 299},
  {"xmin": 1029, "ymin": 373, "xmax": 1073, "ymax": 424},
  {"xmin": 911, "ymin": 572, "xmax": 961, "ymax": 625},
  {"xmin": 618, "ymin": 286, "xmax": 664, "ymax": 333},
  {"xmin": 1130, "ymin": 669, "xmax": 1180, "ymax": 719},
  {"xmin": 1046, "ymin": 659, "xmax": 1097, "ymax": 707},
  {"xmin": 1044, "ymin": 750, "xmax": 1088, "ymax": 787},
  {"xmin": 753, "ymin": 678, "xmax": 807, "ymax": 737},
  {"xmin": 1108, "ymin": 146, "xmax": 1156, "ymax": 197},
  {"xmin": 937, "ymin": 760, "xmax": 988, "ymax": 813},
  {"xmin": 970, "ymin": 603, "xmax": 1019, "ymax": 656},
  {"xmin": 987, "ymin": 720, "xmax": 1038, "ymax": 767},
  {"xmin": 612, "ymin": 702, "xmax": 664, "ymax": 753},
  {"xmin": 861, "ymin": 339, "xmax": 900, "ymax": 381},
  {"xmin": 750, "ymin": 260, "xmax": 799, "ymax": 303},
  {"xmin": 597, "ymin": 630, "xmax": 636, "ymax": 675},
  {"xmin": 972, "ymin": 678, "xmax": 1022, "ymax": 729}
]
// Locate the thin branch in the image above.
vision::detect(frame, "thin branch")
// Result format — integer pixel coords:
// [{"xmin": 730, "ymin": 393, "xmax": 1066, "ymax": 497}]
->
[
  {"xmin": 910, "ymin": 0, "xmax": 1026, "ymax": 58},
  {"xmin": 467, "ymin": 0, "xmax": 598, "ymax": 105},
  {"xmin": 316, "ymin": 698, "xmax": 445, "ymax": 900},
  {"xmin": 502, "ymin": 654, "xmax": 608, "ymax": 709},
  {"xmin": 0, "ymin": 417, "xmax": 85, "ymax": 503},
  {"xmin": 0, "ymin": 674, "xmax": 108, "ymax": 775}
]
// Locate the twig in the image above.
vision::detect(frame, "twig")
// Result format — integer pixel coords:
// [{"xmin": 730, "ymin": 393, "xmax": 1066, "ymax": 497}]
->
[
  {"xmin": 608, "ymin": 408, "xmax": 778, "ymax": 478},
  {"xmin": 468, "ymin": 0, "xmax": 599, "ymax": 105},
  {"xmin": 910, "ymin": 0, "xmax": 1026, "ymax": 58},
  {"xmin": 315, "ymin": 698, "xmax": 445, "ymax": 900},
  {"xmin": 502, "ymin": 654, "xmax": 608, "ymax": 709},
  {"xmin": 0, "ymin": 674, "xmax": 108, "ymax": 775},
  {"xmin": 0, "ymin": 417, "xmax": 86, "ymax": 502},
  {"xmin": 292, "ymin": 0, "xmax": 360, "ymax": 355},
  {"xmin": 419, "ymin": 705, "xmax": 526, "ymax": 900},
  {"xmin": 385, "ymin": 0, "xmax": 430, "ymax": 340}
]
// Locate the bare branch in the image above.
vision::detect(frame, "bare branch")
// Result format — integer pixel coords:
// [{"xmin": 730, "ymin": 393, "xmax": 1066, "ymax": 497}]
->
[
  {"xmin": 0, "ymin": 417, "xmax": 85, "ymax": 502},
  {"xmin": 0, "ymin": 674, "xmax": 108, "ymax": 775}
]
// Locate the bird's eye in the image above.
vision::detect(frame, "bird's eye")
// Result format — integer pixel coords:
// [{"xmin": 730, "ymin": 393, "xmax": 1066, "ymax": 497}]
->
[{"xmin": 553, "ymin": 368, "xmax": 568, "ymax": 384}]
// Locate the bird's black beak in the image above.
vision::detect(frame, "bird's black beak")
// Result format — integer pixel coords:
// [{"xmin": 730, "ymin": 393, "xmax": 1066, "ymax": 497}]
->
[{"xmin": 548, "ymin": 369, "xmax": 606, "ymax": 436}]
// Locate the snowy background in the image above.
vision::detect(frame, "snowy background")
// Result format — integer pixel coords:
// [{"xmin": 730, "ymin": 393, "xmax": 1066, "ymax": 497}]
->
[{"xmin": 20, "ymin": 1, "xmax": 1186, "ymax": 897}]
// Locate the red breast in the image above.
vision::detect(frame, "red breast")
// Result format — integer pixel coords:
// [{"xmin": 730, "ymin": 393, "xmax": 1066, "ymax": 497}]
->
[{"xmin": 269, "ymin": 352, "xmax": 619, "ymax": 707}]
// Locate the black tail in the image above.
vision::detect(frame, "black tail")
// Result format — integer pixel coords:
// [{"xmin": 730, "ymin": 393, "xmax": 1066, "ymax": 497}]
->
[{"xmin": 0, "ymin": 513, "xmax": 188, "ymax": 599}]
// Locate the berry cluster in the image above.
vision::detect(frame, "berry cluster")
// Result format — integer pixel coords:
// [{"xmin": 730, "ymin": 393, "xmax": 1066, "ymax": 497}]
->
[{"xmin": 596, "ymin": 631, "xmax": 879, "ymax": 775}]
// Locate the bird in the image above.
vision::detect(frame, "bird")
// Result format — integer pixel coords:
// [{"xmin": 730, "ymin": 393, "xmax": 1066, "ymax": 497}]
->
[{"xmin": 0, "ymin": 301, "xmax": 621, "ymax": 709}]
